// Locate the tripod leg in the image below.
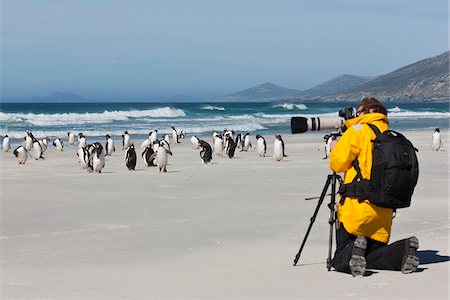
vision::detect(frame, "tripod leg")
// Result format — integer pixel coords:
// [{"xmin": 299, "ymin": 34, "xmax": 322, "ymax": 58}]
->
[
  {"xmin": 293, "ymin": 175, "xmax": 332, "ymax": 266},
  {"xmin": 326, "ymin": 173, "xmax": 338, "ymax": 271}
]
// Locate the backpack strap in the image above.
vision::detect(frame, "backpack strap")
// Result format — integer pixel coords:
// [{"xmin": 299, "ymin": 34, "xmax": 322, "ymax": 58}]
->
[
  {"xmin": 339, "ymin": 123, "xmax": 380, "ymax": 204},
  {"xmin": 367, "ymin": 123, "xmax": 381, "ymax": 136}
]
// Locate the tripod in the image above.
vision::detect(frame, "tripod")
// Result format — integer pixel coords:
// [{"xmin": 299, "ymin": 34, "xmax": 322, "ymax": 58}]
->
[{"xmin": 293, "ymin": 172, "xmax": 341, "ymax": 270}]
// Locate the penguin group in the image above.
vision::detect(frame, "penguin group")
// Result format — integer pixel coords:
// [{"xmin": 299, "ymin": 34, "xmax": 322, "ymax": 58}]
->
[
  {"xmin": 190, "ymin": 129, "xmax": 287, "ymax": 164},
  {"xmin": 3, "ymin": 127, "xmax": 287, "ymax": 174}
]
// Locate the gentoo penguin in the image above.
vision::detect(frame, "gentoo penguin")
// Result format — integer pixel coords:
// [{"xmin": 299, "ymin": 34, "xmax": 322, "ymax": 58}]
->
[
  {"xmin": 431, "ymin": 128, "xmax": 443, "ymax": 151},
  {"xmin": 141, "ymin": 135, "xmax": 152, "ymax": 150},
  {"xmin": 149, "ymin": 140, "xmax": 173, "ymax": 172},
  {"xmin": 241, "ymin": 133, "xmax": 252, "ymax": 152},
  {"xmin": 25, "ymin": 132, "xmax": 34, "ymax": 150},
  {"xmin": 273, "ymin": 134, "xmax": 286, "ymax": 161},
  {"xmin": 13, "ymin": 146, "xmax": 28, "ymax": 164},
  {"xmin": 122, "ymin": 131, "xmax": 131, "ymax": 150},
  {"xmin": 226, "ymin": 135, "xmax": 237, "ymax": 159},
  {"xmin": 78, "ymin": 133, "xmax": 86, "ymax": 149},
  {"xmin": 42, "ymin": 137, "xmax": 49, "ymax": 148},
  {"xmin": 142, "ymin": 146, "xmax": 156, "ymax": 167},
  {"xmin": 171, "ymin": 126, "xmax": 179, "ymax": 144},
  {"xmin": 179, "ymin": 130, "xmax": 186, "ymax": 140},
  {"xmin": 149, "ymin": 130, "xmax": 158, "ymax": 144},
  {"xmin": 53, "ymin": 138, "xmax": 64, "ymax": 151},
  {"xmin": 77, "ymin": 145, "xmax": 90, "ymax": 170},
  {"xmin": 235, "ymin": 133, "xmax": 242, "ymax": 149},
  {"xmin": 38, "ymin": 139, "xmax": 47, "ymax": 153},
  {"xmin": 190, "ymin": 135, "xmax": 200, "ymax": 150},
  {"xmin": 32, "ymin": 138, "xmax": 43, "ymax": 160},
  {"xmin": 85, "ymin": 144, "xmax": 96, "ymax": 171},
  {"xmin": 105, "ymin": 134, "xmax": 115, "ymax": 156},
  {"xmin": 223, "ymin": 130, "xmax": 233, "ymax": 151},
  {"xmin": 92, "ymin": 142, "xmax": 105, "ymax": 173},
  {"xmin": 67, "ymin": 132, "xmax": 76, "ymax": 145},
  {"xmin": 163, "ymin": 134, "xmax": 170, "ymax": 145},
  {"xmin": 2, "ymin": 135, "xmax": 10, "ymax": 152},
  {"xmin": 160, "ymin": 139, "xmax": 171, "ymax": 153},
  {"xmin": 213, "ymin": 134, "xmax": 223, "ymax": 158},
  {"xmin": 255, "ymin": 134, "xmax": 267, "ymax": 157},
  {"xmin": 199, "ymin": 140, "xmax": 212, "ymax": 164},
  {"xmin": 125, "ymin": 144, "xmax": 137, "ymax": 171},
  {"xmin": 152, "ymin": 139, "xmax": 160, "ymax": 152}
]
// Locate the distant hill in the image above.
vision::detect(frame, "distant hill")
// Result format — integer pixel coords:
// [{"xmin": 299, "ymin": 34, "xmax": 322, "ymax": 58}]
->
[
  {"xmin": 30, "ymin": 92, "xmax": 88, "ymax": 102},
  {"xmin": 315, "ymin": 51, "xmax": 449, "ymax": 102},
  {"xmin": 216, "ymin": 51, "xmax": 449, "ymax": 102},
  {"xmin": 301, "ymin": 74, "xmax": 373, "ymax": 98},
  {"xmin": 215, "ymin": 82, "xmax": 304, "ymax": 102}
]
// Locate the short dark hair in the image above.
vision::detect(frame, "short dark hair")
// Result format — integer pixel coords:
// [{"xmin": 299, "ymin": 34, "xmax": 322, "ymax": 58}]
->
[{"xmin": 357, "ymin": 97, "xmax": 387, "ymax": 116}]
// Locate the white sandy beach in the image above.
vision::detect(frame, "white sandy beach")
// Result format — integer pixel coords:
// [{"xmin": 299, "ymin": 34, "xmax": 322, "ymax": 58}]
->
[{"xmin": 1, "ymin": 130, "xmax": 449, "ymax": 299}]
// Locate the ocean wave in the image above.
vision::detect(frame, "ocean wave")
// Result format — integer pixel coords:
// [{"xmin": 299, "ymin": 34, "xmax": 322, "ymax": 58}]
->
[
  {"xmin": 388, "ymin": 106, "xmax": 403, "ymax": 113},
  {"xmin": 0, "ymin": 107, "xmax": 186, "ymax": 126},
  {"xmin": 200, "ymin": 105, "xmax": 225, "ymax": 111},
  {"xmin": 273, "ymin": 103, "xmax": 308, "ymax": 110},
  {"xmin": 388, "ymin": 111, "xmax": 450, "ymax": 118}
]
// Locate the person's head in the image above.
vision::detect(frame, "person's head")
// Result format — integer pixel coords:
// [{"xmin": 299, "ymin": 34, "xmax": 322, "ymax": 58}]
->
[{"xmin": 356, "ymin": 97, "xmax": 387, "ymax": 117}]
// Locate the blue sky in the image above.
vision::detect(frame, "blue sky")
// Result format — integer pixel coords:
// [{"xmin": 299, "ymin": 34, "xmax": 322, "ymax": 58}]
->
[{"xmin": 1, "ymin": 0, "xmax": 448, "ymax": 101}]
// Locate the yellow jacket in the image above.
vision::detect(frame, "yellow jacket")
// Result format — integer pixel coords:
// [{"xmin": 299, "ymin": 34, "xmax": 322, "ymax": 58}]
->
[{"xmin": 329, "ymin": 113, "xmax": 393, "ymax": 243}]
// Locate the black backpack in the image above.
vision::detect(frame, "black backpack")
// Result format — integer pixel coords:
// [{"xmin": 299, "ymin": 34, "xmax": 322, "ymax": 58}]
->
[{"xmin": 339, "ymin": 124, "xmax": 419, "ymax": 209}]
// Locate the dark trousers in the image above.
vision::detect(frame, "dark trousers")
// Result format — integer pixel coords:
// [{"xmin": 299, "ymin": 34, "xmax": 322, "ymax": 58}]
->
[{"xmin": 332, "ymin": 224, "xmax": 410, "ymax": 273}]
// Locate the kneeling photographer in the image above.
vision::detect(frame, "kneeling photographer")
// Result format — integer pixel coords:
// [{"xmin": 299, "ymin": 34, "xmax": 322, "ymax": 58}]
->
[{"xmin": 329, "ymin": 97, "xmax": 419, "ymax": 277}]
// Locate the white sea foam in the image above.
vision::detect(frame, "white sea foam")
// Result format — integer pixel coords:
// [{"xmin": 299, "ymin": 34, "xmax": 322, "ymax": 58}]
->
[
  {"xmin": 389, "ymin": 106, "xmax": 402, "ymax": 113},
  {"xmin": 200, "ymin": 105, "xmax": 225, "ymax": 111},
  {"xmin": 273, "ymin": 103, "xmax": 308, "ymax": 110},
  {"xmin": 0, "ymin": 107, "xmax": 186, "ymax": 126}
]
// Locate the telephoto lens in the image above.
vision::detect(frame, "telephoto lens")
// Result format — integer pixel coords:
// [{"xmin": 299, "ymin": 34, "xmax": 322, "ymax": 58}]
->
[{"xmin": 291, "ymin": 116, "xmax": 346, "ymax": 134}]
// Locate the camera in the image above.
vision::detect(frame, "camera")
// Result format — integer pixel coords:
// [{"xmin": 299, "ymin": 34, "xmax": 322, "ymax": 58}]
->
[{"xmin": 291, "ymin": 107, "xmax": 355, "ymax": 134}]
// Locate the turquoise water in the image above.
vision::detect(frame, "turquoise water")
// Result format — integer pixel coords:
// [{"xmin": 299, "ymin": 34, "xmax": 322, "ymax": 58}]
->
[{"xmin": 1, "ymin": 101, "xmax": 449, "ymax": 144}]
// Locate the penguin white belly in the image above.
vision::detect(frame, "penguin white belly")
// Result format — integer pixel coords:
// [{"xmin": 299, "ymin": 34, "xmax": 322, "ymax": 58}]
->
[
  {"xmin": 156, "ymin": 148, "xmax": 168, "ymax": 172},
  {"xmin": 431, "ymin": 133, "xmax": 441, "ymax": 151},
  {"xmin": 257, "ymin": 139, "xmax": 265, "ymax": 156},
  {"xmin": 243, "ymin": 137, "xmax": 251, "ymax": 151},
  {"xmin": 191, "ymin": 136, "xmax": 199, "ymax": 149},
  {"xmin": 25, "ymin": 137, "xmax": 33, "ymax": 150},
  {"xmin": 124, "ymin": 136, "xmax": 131, "ymax": 149},
  {"xmin": 172, "ymin": 131, "xmax": 177, "ymax": 144},
  {"xmin": 15, "ymin": 147, "xmax": 28, "ymax": 164},
  {"xmin": 77, "ymin": 148, "xmax": 87, "ymax": 167},
  {"xmin": 3, "ymin": 138, "xmax": 10, "ymax": 152},
  {"xmin": 273, "ymin": 140, "xmax": 283, "ymax": 161},
  {"xmin": 79, "ymin": 138, "xmax": 86, "ymax": 149},
  {"xmin": 68, "ymin": 134, "xmax": 75, "ymax": 145},
  {"xmin": 213, "ymin": 139, "xmax": 223, "ymax": 156},
  {"xmin": 141, "ymin": 138, "xmax": 151, "ymax": 149},
  {"xmin": 93, "ymin": 153, "xmax": 105, "ymax": 173},
  {"xmin": 107, "ymin": 138, "xmax": 115, "ymax": 155},
  {"xmin": 32, "ymin": 142, "xmax": 42, "ymax": 160}
]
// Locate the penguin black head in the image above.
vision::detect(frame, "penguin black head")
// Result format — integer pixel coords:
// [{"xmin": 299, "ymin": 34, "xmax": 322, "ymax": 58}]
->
[
  {"xmin": 106, "ymin": 134, "xmax": 111, "ymax": 139},
  {"xmin": 435, "ymin": 128, "xmax": 440, "ymax": 133},
  {"xmin": 124, "ymin": 131, "xmax": 129, "ymax": 135},
  {"xmin": 276, "ymin": 134, "xmax": 282, "ymax": 140}
]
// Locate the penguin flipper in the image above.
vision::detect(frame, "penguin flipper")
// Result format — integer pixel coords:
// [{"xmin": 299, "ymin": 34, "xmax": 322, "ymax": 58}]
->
[{"xmin": 167, "ymin": 150, "xmax": 173, "ymax": 156}]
